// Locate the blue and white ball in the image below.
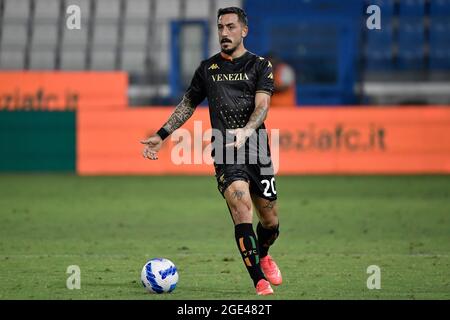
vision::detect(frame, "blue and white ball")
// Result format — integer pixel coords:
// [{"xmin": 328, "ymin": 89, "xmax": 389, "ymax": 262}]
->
[{"xmin": 141, "ymin": 258, "xmax": 178, "ymax": 294}]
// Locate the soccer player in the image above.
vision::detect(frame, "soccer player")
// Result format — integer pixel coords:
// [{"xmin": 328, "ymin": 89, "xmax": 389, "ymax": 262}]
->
[{"xmin": 141, "ymin": 7, "xmax": 281, "ymax": 296}]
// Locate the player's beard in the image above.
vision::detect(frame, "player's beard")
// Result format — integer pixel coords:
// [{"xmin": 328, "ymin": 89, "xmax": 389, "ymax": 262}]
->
[{"xmin": 221, "ymin": 38, "xmax": 241, "ymax": 55}]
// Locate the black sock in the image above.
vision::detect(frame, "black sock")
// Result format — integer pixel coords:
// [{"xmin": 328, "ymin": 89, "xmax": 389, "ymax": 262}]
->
[
  {"xmin": 256, "ymin": 222, "xmax": 280, "ymax": 258},
  {"xmin": 234, "ymin": 223, "xmax": 266, "ymax": 287}
]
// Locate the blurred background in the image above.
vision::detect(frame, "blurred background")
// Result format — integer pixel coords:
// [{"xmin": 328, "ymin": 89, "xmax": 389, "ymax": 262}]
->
[
  {"xmin": 0, "ymin": 0, "xmax": 449, "ymax": 106},
  {"xmin": 0, "ymin": 0, "xmax": 449, "ymax": 173}
]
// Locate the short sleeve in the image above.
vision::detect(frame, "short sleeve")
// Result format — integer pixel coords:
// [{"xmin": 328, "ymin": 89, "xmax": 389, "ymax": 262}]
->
[
  {"xmin": 256, "ymin": 58, "xmax": 274, "ymax": 96},
  {"xmin": 185, "ymin": 65, "xmax": 207, "ymax": 106}
]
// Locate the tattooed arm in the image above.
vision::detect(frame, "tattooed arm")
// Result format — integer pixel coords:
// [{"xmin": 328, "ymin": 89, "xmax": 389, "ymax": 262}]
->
[
  {"xmin": 162, "ymin": 95, "xmax": 196, "ymax": 134},
  {"xmin": 226, "ymin": 92, "xmax": 271, "ymax": 149},
  {"xmin": 245, "ymin": 92, "xmax": 271, "ymax": 131},
  {"xmin": 141, "ymin": 95, "xmax": 196, "ymax": 160}
]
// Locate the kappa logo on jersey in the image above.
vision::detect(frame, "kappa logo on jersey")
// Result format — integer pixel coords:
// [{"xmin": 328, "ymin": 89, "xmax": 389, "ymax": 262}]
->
[
  {"xmin": 208, "ymin": 63, "xmax": 220, "ymax": 70},
  {"xmin": 259, "ymin": 57, "xmax": 272, "ymax": 68},
  {"xmin": 268, "ymin": 72, "xmax": 274, "ymax": 79}
]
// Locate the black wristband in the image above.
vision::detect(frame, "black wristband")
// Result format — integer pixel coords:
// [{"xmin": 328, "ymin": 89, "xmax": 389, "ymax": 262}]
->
[{"xmin": 156, "ymin": 128, "xmax": 170, "ymax": 140}]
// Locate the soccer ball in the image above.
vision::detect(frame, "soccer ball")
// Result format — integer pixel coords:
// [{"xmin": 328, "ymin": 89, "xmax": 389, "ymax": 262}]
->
[{"xmin": 141, "ymin": 258, "xmax": 179, "ymax": 294}]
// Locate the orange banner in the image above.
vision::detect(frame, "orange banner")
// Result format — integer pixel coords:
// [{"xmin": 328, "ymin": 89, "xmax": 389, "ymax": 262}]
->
[
  {"xmin": 0, "ymin": 72, "xmax": 127, "ymax": 110},
  {"xmin": 77, "ymin": 107, "xmax": 450, "ymax": 175}
]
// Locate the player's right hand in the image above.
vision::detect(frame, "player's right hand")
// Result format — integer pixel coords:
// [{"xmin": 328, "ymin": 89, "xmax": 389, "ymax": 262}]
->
[{"xmin": 140, "ymin": 135, "xmax": 163, "ymax": 160}]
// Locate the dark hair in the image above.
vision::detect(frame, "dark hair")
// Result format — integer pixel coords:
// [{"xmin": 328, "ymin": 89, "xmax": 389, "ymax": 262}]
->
[{"xmin": 217, "ymin": 7, "xmax": 248, "ymax": 26}]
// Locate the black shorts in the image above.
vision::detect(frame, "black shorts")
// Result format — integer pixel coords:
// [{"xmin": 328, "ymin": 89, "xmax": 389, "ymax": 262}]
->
[{"xmin": 214, "ymin": 163, "xmax": 278, "ymax": 202}]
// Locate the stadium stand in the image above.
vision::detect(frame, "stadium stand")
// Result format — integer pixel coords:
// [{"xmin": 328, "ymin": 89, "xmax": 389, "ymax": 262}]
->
[{"xmin": 0, "ymin": 0, "xmax": 449, "ymax": 105}]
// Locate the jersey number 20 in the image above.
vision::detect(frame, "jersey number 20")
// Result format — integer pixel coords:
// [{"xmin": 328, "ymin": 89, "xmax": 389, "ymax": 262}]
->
[{"xmin": 261, "ymin": 178, "xmax": 277, "ymax": 197}]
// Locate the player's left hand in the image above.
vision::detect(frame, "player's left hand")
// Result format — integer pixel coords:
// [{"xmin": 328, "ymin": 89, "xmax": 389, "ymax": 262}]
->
[{"xmin": 226, "ymin": 128, "xmax": 254, "ymax": 149}]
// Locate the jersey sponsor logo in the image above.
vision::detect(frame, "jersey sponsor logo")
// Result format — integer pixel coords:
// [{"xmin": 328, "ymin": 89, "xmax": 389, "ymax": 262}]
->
[
  {"xmin": 208, "ymin": 63, "xmax": 220, "ymax": 70},
  {"xmin": 211, "ymin": 73, "xmax": 250, "ymax": 82}
]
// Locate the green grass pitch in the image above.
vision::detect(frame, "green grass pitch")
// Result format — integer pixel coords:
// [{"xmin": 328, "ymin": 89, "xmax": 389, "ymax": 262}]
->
[{"xmin": 0, "ymin": 174, "xmax": 449, "ymax": 299}]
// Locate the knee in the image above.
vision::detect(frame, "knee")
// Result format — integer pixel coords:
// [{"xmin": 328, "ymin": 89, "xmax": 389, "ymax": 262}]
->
[
  {"xmin": 261, "ymin": 218, "xmax": 279, "ymax": 230},
  {"xmin": 228, "ymin": 199, "xmax": 252, "ymax": 217},
  {"xmin": 260, "ymin": 208, "xmax": 279, "ymax": 229},
  {"xmin": 225, "ymin": 181, "xmax": 252, "ymax": 223}
]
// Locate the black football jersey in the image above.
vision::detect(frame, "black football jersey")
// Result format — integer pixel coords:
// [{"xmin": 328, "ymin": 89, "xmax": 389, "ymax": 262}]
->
[{"xmin": 184, "ymin": 51, "xmax": 274, "ymax": 165}]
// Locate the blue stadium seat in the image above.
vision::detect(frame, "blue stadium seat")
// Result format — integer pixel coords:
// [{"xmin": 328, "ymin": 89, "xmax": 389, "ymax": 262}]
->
[
  {"xmin": 364, "ymin": 0, "xmax": 395, "ymax": 71},
  {"xmin": 365, "ymin": 24, "xmax": 394, "ymax": 70},
  {"xmin": 398, "ymin": 0, "xmax": 426, "ymax": 17},
  {"xmin": 397, "ymin": 48, "xmax": 425, "ymax": 70},
  {"xmin": 397, "ymin": 19, "xmax": 424, "ymax": 49},
  {"xmin": 429, "ymin": 18, "xmax": 450, "ymax": 70},
  {"xmin": 396, "ymin": 18, "xmax": 425, "ymax": 70},
  {"xmin": 429, "ymin": 47, "xmax": 450, "ymax": 70},
  {"xmin": 366, "ymin": 23, "xmax": 393, "ymax": 42},
  {"xmin": 430, "ymin": 0, "xmax": 450, "ymax": 17},
  {"xmin": 368, "ymin": 0, "xmax": 395, "ymax": 17},
  {"xmin": 365, "ymin": 49, "xmax": 393, "ymax": 70},
  {"xmin": 429, "ymin": 18, "xmax": 450, "ymax": 44},
  {"xmin": 367, "ymin": 1, "xmax": 395, "ymax": 31}
]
